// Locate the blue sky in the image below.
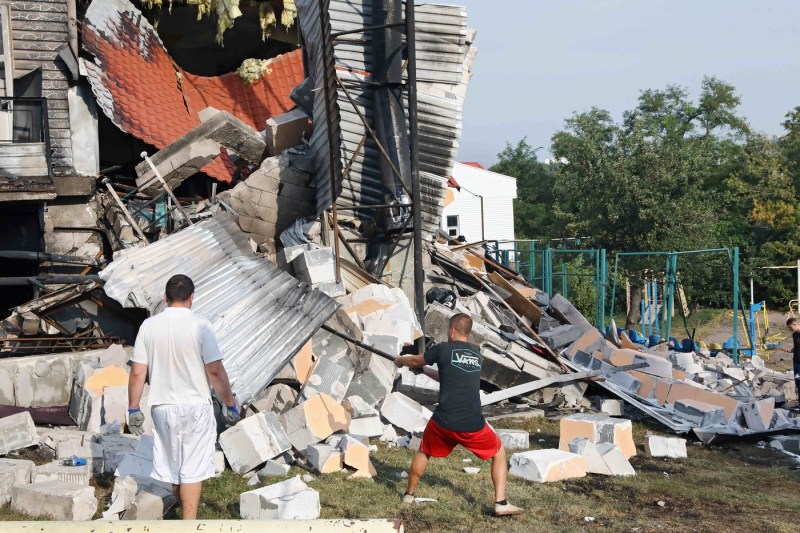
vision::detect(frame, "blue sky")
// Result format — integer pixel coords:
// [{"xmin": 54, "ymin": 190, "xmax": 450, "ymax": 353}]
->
[{"xmin": 456, "ymin": 0, "xmax": 800, "ymax": 166}]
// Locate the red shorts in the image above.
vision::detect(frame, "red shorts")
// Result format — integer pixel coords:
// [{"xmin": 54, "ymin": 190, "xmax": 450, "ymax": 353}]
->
[{"xmin": 419, "ymin": 419, "xmax": 502, "ymax": 460}]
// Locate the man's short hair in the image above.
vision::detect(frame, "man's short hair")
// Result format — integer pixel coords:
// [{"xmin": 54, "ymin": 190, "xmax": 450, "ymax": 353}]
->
[
  {"xmin": 787, "ymin": 317, "xmax": 797, "ymax": 327},
  {"xmin": 449, "ymin": 313, "xmax": 473, "ymax": 336},
  {"xmin": 165, "ymin": 274, "xmax": 194, "ymax": 303}
]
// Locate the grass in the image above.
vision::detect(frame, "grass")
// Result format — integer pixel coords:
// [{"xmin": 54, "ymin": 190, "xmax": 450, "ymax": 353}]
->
[{"xmin": 155, "ymin": 416, "xmax": 800, "ymax": 531}]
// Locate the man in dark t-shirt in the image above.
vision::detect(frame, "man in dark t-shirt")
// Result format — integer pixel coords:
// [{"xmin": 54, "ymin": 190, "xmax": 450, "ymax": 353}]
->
[
  {"xmin": 393, "ymin": 313, "xmax": 524, "ymax": 517},
  {"xmin": 783, "ymin": 317, "xmax": 800, "ymax": 405}
]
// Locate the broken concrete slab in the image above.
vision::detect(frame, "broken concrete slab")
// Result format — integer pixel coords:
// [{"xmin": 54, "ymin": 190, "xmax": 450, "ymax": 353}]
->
[
  {"xmin": 98, "ymin": 433, "xmax": 139, "ymax": 474},
  {"xmin": 508, "ymin": 449, "xmax": 587, "ymax": 483},
  {"xmin": 673, "ymin": 399, "xmax": 727, "ymax": 427},
  {"xmin": 0, "ymin": 458, "xmax": 35, "ymax": 485},
  {"xmin": 55, "ymin": 434, "xmax": 105, "ymax": 475},
  {"xmin": 265, "ymin": 108, "xmax": 312, "ymax": 156},
  {"xmin": 251, "ymin": 384, "xmax": 299, "ymax": 416},
  {"xmin": 549, "ymin": 294, "xmax": 594, "ymax": 333},
  {"xmin": 302, "ymin": 331, "xmax": 356, "ymax": 403},
  {"xmin": 338, "ymin": 434, "xmax": 372, "ymax": 473},
  {"xmin": 11, "ymin": 480, "xmax": 98, "ymax": 520},
  {"xmin": 280, "ymin": 393, "xmax": 351, "ymax": 452},
  {"xmin": 0, "ymin": 472, "xmax": 16, "ymax": 505},
  {"xmin": 741, "ymin": 397, "xmax": 775, "ymax": 432},
  {"xmin": 348, "ymin": 416, "xmax": 385, "ymax": 438},
  {"xmin": 496, "ymin": 429, "xmax": 530, "ymax": 450},
  {"xmin": 306, "ymin": 444, "xmax": 344, "ymax": 474},
  {"xmin": 257, "ymin": 460, "xmax": 292, "ymax": 479},
  {"xmin": 593, "ymin": 398, "xmax": 624, "ymax": 416},
  {"xmin": 32, "ymin": 461, "xmax": 91, "ymax": 485},
  {"xmin": 644, "ymin": 434, "xmax": 687, "ymax": 459},
  {"xmin": 293, "ymin": 248, "xmax": 337, "ymax": 285},
  {"xmin": 240, "ymin": 476, "xmax": 320, "ymax": 520},
  {"xmin": 345, "ymin": 355, "xmax": 395, "ymax": 406},
  {"xmin": 101, "ymin": 476, "xmax": 138, "ymax": 519},
  {"xmin": 539, "ymin": 324, "xmax": 583, "ymax": 351},
  {"xmin": 596, "ymin": 443, "xmax": 636, "ymax": 476},
  {"xmin": 219, "ymin": 411, "xmax": 292, "ymax": 474},
  {"xmin": 568, "ymin": 437, "xmax": 611, "ymax": 475},
  {"xmin": 0, "ymin": 412, "xmax": 39, "ymax": 454},
  {"xmin": 396, "ymin": 367, "xmax": 440, "ymax": 405},
  {"xmin": 122, "ymin": 478, "xmax": 177, "ymax": 520},
  {"xmin": 342, "ymin": 396, "xmax": 378, "ymax": 419},
  {"xmin": 558, "ymin": 413, "xmax": 636, "ymax": 459},
  {"xmin": 115, "ymin": 435, "xmax": 155, "ymax": 479},
  {"xmin": 380, "ymin": 392, "xmax": 432, "ymax": 434}
]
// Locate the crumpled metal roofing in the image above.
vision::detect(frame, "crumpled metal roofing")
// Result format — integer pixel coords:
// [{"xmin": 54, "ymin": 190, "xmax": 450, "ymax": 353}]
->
[
  {"xmin": 99, "ymin": 214, "xmax": 338, "ymax": 406},
  {"xmin": 296, "ymin": 0, "xmax": 474, "ymax": 236},
  {"xmin": 82, "ymin": 0, "xmax": 304, "ymax": 182}
]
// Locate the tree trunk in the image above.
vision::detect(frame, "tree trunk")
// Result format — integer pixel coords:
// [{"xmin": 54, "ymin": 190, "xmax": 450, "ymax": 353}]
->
[{"xmin": 626, "ymin": 284, "xmax": 642, "ymax": 330}]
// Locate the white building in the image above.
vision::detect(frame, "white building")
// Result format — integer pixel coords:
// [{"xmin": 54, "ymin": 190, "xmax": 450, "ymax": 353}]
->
[{"xmin": 440, "ymin": 162, "xmax": 517, "ymax": 242}]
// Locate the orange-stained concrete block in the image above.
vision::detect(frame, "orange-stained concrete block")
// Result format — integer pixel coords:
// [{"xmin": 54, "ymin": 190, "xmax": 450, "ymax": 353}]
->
[
  {"xmin": 339, "ymin": 435, "xmax": 371, "ymax": 472},
  {"xmin": 83, "ymin": 366, "xmax": 128, "ymax": 395},
  {"xmin": 654, "ymin": 379, "xmax": 674, "ymax": 405},
  {"xmin": 565, "ymin": 329, "xmax": 606, "ymax": 358},
  {"xmin": 293, "ymin": 340, "xmax": 314, "ymax": 384},
  {"xmin": 619, "ymin": 332, "xmax": 640, "ymax": 350},
  {"xmin": 348, "ymin": 460, "xmax": 378, "ymax": 479},
  {"xmin": 558, "ymin": 413, "xmax": 636, "ymax": 459},
  {"xmin": 665, "ymin": 381, "xmax": 703, "ymax": 405},
  {"xmin": 280, "ymin": 392, "xmax": 352, "ymax": 451},
  {"xmin": 628, "ymin": 371, "xmax": 657, "ymax": 399},
  {"xmin": 509, "ymin": 449, "xmax": 587, "ymax": 483},
  {"xmin": 607, "ymin": 349, "xmax": 638, "ymax": 367},
  {"xmin": 694, "ymin": 389, "xmax": 740, "ymax": 420}
]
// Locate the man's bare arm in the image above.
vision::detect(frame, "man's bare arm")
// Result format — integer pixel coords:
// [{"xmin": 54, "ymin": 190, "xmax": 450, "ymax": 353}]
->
[
  {"xmin": 128, "ymin": 362, "xmax": 148, "ymax": 410},
  {"xmin": 206, "ymin": 360, "xmax": 235, "ymax": 406},
  {"xmin": 394, "ymin": 354, "xmax": 427, "ymax": 369}
]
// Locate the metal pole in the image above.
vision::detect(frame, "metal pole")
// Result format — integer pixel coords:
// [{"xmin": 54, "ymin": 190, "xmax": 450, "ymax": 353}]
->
[
  {"xmin": 796, "ymin": 259, "xmax": 799, "ymax": 312},
  {"xmin": 732, "ymin": 247, "xmax": 740, "ymax": 362},
  {"xmin": 406, "ymin": 0, "xmax": 424, "ymax": 352},
  {"xmin": 479, "ymin": 194, "xmax": 485, "ymax": 241},
  {"xmin": 102, "ymin": 179, "xmax": 149, "ymax": 243},
  {"xmin": 140, "ymin": 152, "xmax": 194, "ymax": 227}
]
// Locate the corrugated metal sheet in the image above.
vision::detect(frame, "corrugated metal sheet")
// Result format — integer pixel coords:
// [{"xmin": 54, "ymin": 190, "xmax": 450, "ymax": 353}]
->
[
  {"xmin": 99, "ymin": 214, "xmax": 339, "ymax": 406},
  {"xmin": 296, "ymin": 0, "xmax": 474, "ymax": 237}
]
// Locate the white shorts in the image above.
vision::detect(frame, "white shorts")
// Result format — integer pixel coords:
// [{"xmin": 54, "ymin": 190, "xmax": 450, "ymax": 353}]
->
[{"xmin": 150, "ymin": 403, "xmax": 216, "ymax": 484}]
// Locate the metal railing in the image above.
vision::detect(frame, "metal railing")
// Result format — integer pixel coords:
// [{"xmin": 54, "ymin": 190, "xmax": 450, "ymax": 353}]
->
[{"xmin": 0, "ymin": 96, "xmax": 53, "ymax": 178}]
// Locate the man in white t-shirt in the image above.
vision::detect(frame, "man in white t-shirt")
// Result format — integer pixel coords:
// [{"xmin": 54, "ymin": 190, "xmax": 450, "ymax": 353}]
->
[{"xmin": 127, "ymin": 274, "xmax": 238, "ymax": 520}]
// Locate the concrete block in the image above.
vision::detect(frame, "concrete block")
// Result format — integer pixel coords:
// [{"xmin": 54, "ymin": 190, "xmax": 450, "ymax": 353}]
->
[
  {"xmin": 741, "ymin": 397, "xmax": 775, "ymax": 432},
  {"xmin": 539, "ymin": 324, "xmax": 583, "ymax": 350},
  {"xmin": 11, "ymin": 480, "xmax": 98, "ymax": 520},
  {"xmin": 69, "ymin": 361, "xmax": 103, "ymax": 431},
  {"xmin": 101, "ymin": 384, "xmax": 128, "ymax": 428},
  {"xmin": 277, "ymin": 243, "xmax": 319, "ymax": 272},
  {"xmin": 251, "ymin": 384, "xmax": 299, "ymax": 416},
  {"xmin": 496, "ymin": 429, "xmax": 529, "ymax": 450},
  {"xmin": 33, "ymin": 461, "xmax": 91, "ymax": 485},
  {"xmin": 280, "ymin": 393, "xmax": 351, "ymax": 451},
  {"xmin": 219, "ymin": 411, "xmax": 292, "ymax": 474},
  {"xmin": 265, "ymin": 108, "xmax": 312, "ymax": 156},
  {"xmin": 594, "ymin": 398, "xmax": 624, "ymax": 416},
  {"xmin": 549, "ymin": 294, "xmax": 594, "ymax": 333},
  {"xmin": 302, "ymin": 337, "xmax": 356, "ymax": 403},
  {"xmin": 508, "ymin": 449, "xmax": 587, "ymax": 483},
  {"xmin": 0, "ymin": 411, "xmax": 38, "ymax": 454},
  {"xmin": 345, "ymin": 355, "xmax": 395, "ymax": 405},
  {"xmin": 256, "ymin": 460, "xmax": 292, "ymax": 478},
  {"xmin": 362, "ymin": 333, "xmax": 403, "ymax": 358},
  {"xmin": 396, "ymin": 367, "xmax": 440, "ymax": 404},
  {"xmin": 565, "ymin": 329, "xmax": 606, "ymax": 359},
  {"xmin": 644, "ymin": 434, "xmax": 687, "ymax": 458},
  {"xmin": 98, "ymin": 433, "xmax": 139, "ymax": 474},
  {"xmin": 568, "ymin": 437, "xmax": 611, "ymax": 475},
  {"xmin": 0, "ymin": 472, "xmax": 16, "ymax": 505},
  {"xmin": 558, "ymin": 413, "xmax": 636, "ymax": 459},
  {"xmin": 240, "ymin": 476, "xmax": 320, "ymax": 520},
  {"xmin": 472, "ymin": 292, "xmax": 502, "ymax": 327},
  {"xmin": 0, "ymin": 458, "xmax": 35, "ymax": 485},
  {"xmin": 673, "ymin": 399, "xmax": 727, "ymax": 427},
  {"xmin": 338, "ymin": 434, "xmax": 372, "ymax": 473},
  {"xmin": 596, "ymin": 443, "xmax": 636, "ymax": 476},
  {"xmin": 56, "ymin": 436, "xmax": 105, "ymax": 475},
  {"xmin": 102, "ymin": 476, "xmax": 138, "ymax": 519},
  {"xmin": 342, "ymin": 395, "xmax": 378, "ymax": 418},
  {"xmin": 292, "ymin": 248, "xmax": 336, "ymax": 284},
  {"xmin": 668, "ymin": 352, "xmax": 696, "ymax": 368},
  {"xmin": 348, "ymin": 416, "xmax": 384, "ymax": 438},
  {"xmin": 380, "ymin": 392, "xmax": 432, "ymax": 434},
  {"xmin": 0, "ymin": 352, "xmax": 74, "ymax": 408},
  {"xmin": 115, "ymin": 435, "xmax": 154, "ymax": 478},
  {"xmin": 306, "ymin": 444, "xmax": 344, "ymax": 474},
  {"xmin": 122, "ymin": 478, "xmax": 177, "ymax": 520}
]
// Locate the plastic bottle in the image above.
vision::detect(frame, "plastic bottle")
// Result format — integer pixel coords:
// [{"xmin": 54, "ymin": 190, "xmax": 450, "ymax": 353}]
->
[{"xmin": 61, "ymin": 456, "xmax": 87, "ymax": 467}]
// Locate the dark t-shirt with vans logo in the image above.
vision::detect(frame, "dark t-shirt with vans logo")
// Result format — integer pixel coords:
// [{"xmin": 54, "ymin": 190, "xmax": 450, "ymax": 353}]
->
[{"xmin": 424, "ymin": 340, "xmax": 485, "ymax": 432}]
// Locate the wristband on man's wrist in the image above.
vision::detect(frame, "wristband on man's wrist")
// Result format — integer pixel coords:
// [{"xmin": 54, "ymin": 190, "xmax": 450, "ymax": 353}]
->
[
  {"xmin": 127, "ymin": 408, "xmax": 141, "ymax": 414},
  {"xmin": 227, "ymin": 404, "xmax": 239, "ymax": 414}
]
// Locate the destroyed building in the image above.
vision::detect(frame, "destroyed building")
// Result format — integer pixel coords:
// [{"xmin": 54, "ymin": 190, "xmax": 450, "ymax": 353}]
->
[{"xmin": 0, "ymin": 0, "xmax": 797, "ymax": 524}]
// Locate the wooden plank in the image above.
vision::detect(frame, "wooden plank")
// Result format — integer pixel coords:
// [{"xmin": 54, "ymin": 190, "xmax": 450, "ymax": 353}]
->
[{"xmin": 488, "ymin": 271, "xmax": 543, "ymax": 326}]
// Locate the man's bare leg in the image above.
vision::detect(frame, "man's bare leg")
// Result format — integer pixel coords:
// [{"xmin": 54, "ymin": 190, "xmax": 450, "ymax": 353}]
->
[
  {"xmin": 405, "ymin": 452, "xmax": 430, "ymax": 496},
  {"xmin": 178, "ymin": 481, "xmax": 202, "ymax": 519},
  {"xmin": 490, "ymin": 447, "xmax": 507, "ymax": 502}
]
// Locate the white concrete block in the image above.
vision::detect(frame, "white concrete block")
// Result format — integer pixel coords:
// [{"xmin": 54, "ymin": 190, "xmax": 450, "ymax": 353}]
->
[
  {"xmin": 122, "ymin": 478, "xmax": 177, "ymax": 520},
  {"xmin": 0, "ymin": 471, "xmax": 15, "ymax": 505},
  {"xmin": 0, "ymin": 458, "xmax": 35, "ymax": 485},
  {"xmin": 115, "ymin": 435, "xmax": 154, "ymax": 478},
  {"xmin": 102, "ymin": 476, "xmax": 138, "ymax": 519},
  {"xmin": 509, "ymin": 449, "xmax": 587, "ymax": 483},
  {"xmin": 11, "ymin": 480, "xmax": 98, "ymax": 520},
  {"xmin": 219, "ymin": 411, "xmax": 292, "ymax": 473},
  {"xmin": 673, "ymin": 399, "xmax": 726, "ymax": 427},
  {"xmin": 56, "ymin": 437, "xmax": 105, "ymax": 475},
  {"xmin": 568, "ymin": 437, "xmax": 611, "ymax": 475},
  {"xmin": 644, "ymin": 434, "xmax": 687, "ymax": 459},
  {"xmin": 496, "ymin": 429, "xmax": 530, "ymax": 450},
  {"xmin": 33, "ymin": 461, "xmax": 91, "ymax": 485},
  {"xmin": 240, "ymin": 476, "xmax": 320, "ymax": 519},
  {"xmin": 280, "ymin": 393, "xmax": 351, "ymax": 452},
  {"xmin": 380, "ymin": 392, "xmax": 432, "ymax": 434},
  {"xmin": 343, "ymin": 395, "xmax": 378, "ymax": 418},
  {"xmin": 257, "ymin": 460, "xmax": 292, "ymax": 478},
  {"xmin": 0, "ymin": 412, "xmax": 39, "ymax": 454},
  {"xmin": 741, "ymin": 397, "xmax": 775, "ymax": 432},
  {"xmin": 558, "ymin": 413, "xmax": 636, "ymax": 459},
  {"xmin": 596, "ymin": 443, "xmax": 636, "ymax": 476},
  {"xmin": 348, "ymin": 416, "xmax": 384, "ymax": 438},
  {"xmin": 306, "ymin": 444, "xmax": 343, "ymax": 474},
  {"xmin": 595, "ymin": 399, "xmax": 624, "ymax": 417}
]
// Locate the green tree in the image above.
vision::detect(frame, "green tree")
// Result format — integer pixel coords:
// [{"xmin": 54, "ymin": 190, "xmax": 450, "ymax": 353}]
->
[{"xmin": 490, "ymin": 138, "xmax": 556, "ymax": 240}]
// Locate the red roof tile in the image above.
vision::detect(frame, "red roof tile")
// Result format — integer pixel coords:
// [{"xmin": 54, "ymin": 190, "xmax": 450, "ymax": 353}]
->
[
  {"xmin": 460, "ymin": 161, "xmax": 485, "ymax": 169},
  {"xmin": 82, "ymin": 0, "xmax": 304, "ymax": 183}
]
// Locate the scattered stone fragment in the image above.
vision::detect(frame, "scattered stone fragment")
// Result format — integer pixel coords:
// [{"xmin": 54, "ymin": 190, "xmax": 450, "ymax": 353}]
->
[
  {"xmin": 11, "ymin": 480, "xmax": 97, "ymax": 520},
  {"xmin": 306, "ymin": 444, "xmax": 344, "ymax": 474},
  {"xmin": 102, "ymin": 476, "xmax": 138, "ymax": 519},
  {"xmin": 342, "ymin": 395, "xmax": 378, "ymax": 418},
  {"xmin": 348, "ymin": 416, "xmax": 384, "ymax": 437},
  {"xmin": 339, "ymin": 434, "xmax": 373, "ymax": 473},
  {"xmin": 380, "ymin": 392, "xmax": 432, "ymax": 434},
  {"xmin": 673, "ymin": 399, "xmax": 726, "ymax": 427},
  {"xmin": 463, "ymin": 467, "xmax": 480, "ymax": 474},
  {"xmin": 257, "ymin": 460, "xmax": 292, "ymax": 478},
  {"xmin": 240, "ymin": 477, "xmax": 320, "ymax": 520},
  {"xmin": 219, "ymin": 411, "xmax": 291, "ymax": 473},
  {"xmin": 741, "ymin": 397, "xmax": 775, "ymax": 432},
  {"xmin": 122, "ymin": 478, "xmax": 177, "ymax": 520},
  {"xmin": 509, "ymin": 449, "xmax": 587, "ymax": 483},
  {"xmin": 644, "ymin": 434, "xmax": 688, "ymax": 459},
  {"xmin": 596, "ymin": 443, "xmax": 636, "ymax": 476},
  {"xmin": 568, "ymin": 438, "xmax": 611, "ymax": 475},
  {"xmin": 496, "ymin": 428, "xmax": 530, "ymax": 450}
]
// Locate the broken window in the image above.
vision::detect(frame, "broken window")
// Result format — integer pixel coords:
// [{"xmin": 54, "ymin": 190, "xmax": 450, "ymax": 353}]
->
[{"xmin": 446, "ymin": 215, "xmax": 460, "ymax": 237}]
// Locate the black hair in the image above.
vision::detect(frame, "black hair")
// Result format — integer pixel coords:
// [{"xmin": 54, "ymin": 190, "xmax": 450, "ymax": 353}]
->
[
  {"xmin": 787, "ymin": 317, "xmax": 797, "ymax": 327},
  {"xmin": 165, "ymin": 274, "xmax": 194, "ymax": 303}
]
